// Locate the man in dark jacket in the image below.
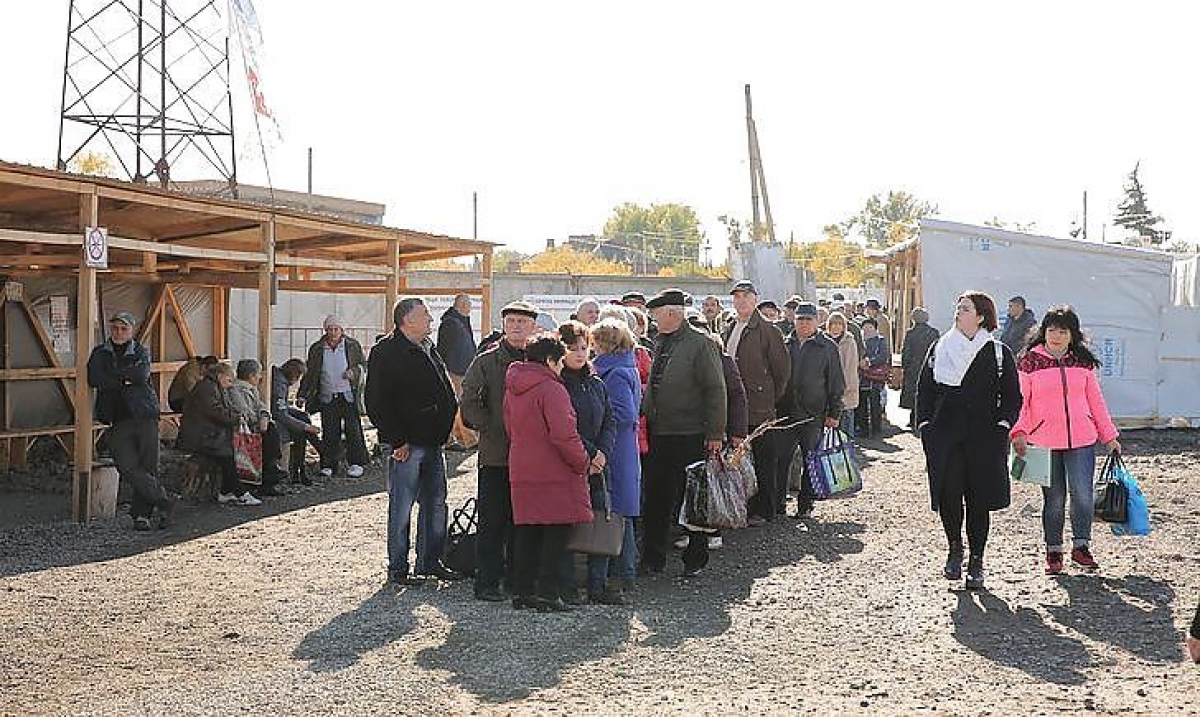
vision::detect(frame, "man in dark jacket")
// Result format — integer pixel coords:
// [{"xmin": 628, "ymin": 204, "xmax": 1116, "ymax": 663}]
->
[
  {"xmin": 641, "ymin": 289, "xmax": 727, "ymax": 577},
  {"xmin": 723, "ymin": 280, "xmax": 791, "ymax": 525},
  {"xmin": 1000, "ymin": 296, "xmax": 1037, "ymax": 354},
  {"xmin": 367, "ymin": 297, "xmax": 461, "ymax": 585},
  {"xmin": 271, "ymin": 359, "xmax": 322, "ymax": 484},
  {"xmin": 780, "ymin": 302, "xmax": 845, "ymax": 518},
  {"xmin": 87, "ymin": 311, "xmax": 174, "ymax": 530},
  {"xmin": 899, "ymin": 307, "xmax": 940, "ymax": 421},
  {"xmin": 436, "ymin": 294, "xmax": 478, "ymax": 451},
  {"xmin": 460, "ymin": 300, "xmax": 540, "ymax": 601},
  {"xmin": 298, "ymin": 315, "xmax": 368, "ymax": 478}
]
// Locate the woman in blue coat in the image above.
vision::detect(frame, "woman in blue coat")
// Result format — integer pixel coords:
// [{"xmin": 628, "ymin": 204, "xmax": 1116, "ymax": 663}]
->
[{"xmin": 586, "ymin": 319, "xmax": 643, "ymax": 604}]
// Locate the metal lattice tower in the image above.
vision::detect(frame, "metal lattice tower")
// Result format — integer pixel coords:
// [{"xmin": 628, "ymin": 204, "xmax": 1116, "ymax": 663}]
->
[{"xmin": 56, "ymin": 0, "xmax": 237, "ymax": 189}]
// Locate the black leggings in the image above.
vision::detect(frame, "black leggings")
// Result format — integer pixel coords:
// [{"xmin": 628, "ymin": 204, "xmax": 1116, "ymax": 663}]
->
[
  {"xmin": 512, "ymin": 524, "xmax": 571, "ymax": 599},
  {"xmin": 938, "ymin": 442, "xmax": 990, "ymax": 557}
]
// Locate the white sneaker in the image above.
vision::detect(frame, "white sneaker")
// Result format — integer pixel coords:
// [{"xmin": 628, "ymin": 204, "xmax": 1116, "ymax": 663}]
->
[
  {"xmin": 217, "ymin": 492, "xmax": 239, "ymax": 504},
  {"xmin": 708, "ymin": 536, "xmax": 723, "ymax": 550},
  {"xmin": 318, "ymin": 467, "xmax": 334, "ymax": 478},
  {"xmin": 238, "ymin": 492, "xmax": 263, "ymax": 506},
  {"xmin": 673, "ymin": 535, "xmax": 689, "ymax": 550},
  {"xmin": 347, "ymin": 464, "xmax": 365, "ymax": 478}
]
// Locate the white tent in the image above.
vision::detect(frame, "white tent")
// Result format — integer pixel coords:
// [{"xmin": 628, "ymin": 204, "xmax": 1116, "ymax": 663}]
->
[{"xmin": 885, "ymin": 219, "xmax": 1200, "ymax": 427}]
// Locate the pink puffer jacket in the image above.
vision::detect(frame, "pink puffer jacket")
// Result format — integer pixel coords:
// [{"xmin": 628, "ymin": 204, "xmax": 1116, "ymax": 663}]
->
[{"xmin": 1010, "ymin": 345, "xmax": 1119, "ymax": 450}]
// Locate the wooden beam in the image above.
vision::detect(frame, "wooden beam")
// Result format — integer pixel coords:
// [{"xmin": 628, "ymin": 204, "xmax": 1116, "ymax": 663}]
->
[
  {"xmin": 481, "ymin": 248, "xmax": 494, "ymax": 335},
  {"xmin": 0, "ymin": 361, "xmax": 186, "ymax": 381},
  {"xmin": 274, "ymin": 233, "xmax": 359, "ymax": 252},
  {"xmin": 137, "ymin": 285, "xmax": 168, "ymax": 342},
  {"xmin": 0, "ymin": 227, "xmax": 268, "ymax": 263},
  {"xmin": 275, "ymin": 253, "xmax": 393, "ymax": 276},
  {"xmin": 96, "ymin": 185, "xmax": 268, "ymax": 222},
  {"xmin": 385, "ymin": 239, "xmax": 400, "ymax": 333},
  {"xmin": 213, "ymin": 286, "xmax": 227, "ymax": 358},
  {"xmin": 395, "ymin": 248, "xmax": 479, "ymax": 264},
  {"xmin": 15, "ymin": 299, "xmax": 77, "ymax": 413},
  {"xmin": 164, "ymin": 284, "xmax": 198, "ymax": 358},
  {"xmin": 257, "ymin": 220, "xmax": 275, "ymax": 394},
  {"xmin": 73, "ymin": 188, "xmax": 98, "ymax": 522}
]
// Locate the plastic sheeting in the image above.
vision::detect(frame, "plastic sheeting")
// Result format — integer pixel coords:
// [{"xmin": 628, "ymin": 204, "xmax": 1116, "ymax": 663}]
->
[{"xmin": 916, "ymin": 219, "xmax": 1176, "ymax": 424}]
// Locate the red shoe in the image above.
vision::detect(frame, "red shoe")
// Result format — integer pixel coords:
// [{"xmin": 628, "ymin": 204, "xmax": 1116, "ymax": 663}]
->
[
  {"xmin": 1045, "ymin": 551, "xmax": 1064, "ymax": 575},
  {"xmin": 1071, "ymin": 546, "xmax": 1100, "ymax": 570}
]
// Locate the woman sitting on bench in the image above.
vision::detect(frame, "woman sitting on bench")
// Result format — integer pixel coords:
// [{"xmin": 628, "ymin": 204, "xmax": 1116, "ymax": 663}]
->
[{"xmin": 178, "ymin": 362, "xmax": 262, "ymax": 506}]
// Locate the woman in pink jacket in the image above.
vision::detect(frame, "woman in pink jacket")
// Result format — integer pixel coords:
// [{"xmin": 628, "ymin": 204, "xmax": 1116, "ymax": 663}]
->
[
  {"xmin": 504, "ymin": 335, "xmax": 593, "ymax": 612},
  {"xmin": 1010, "ymin": 306, "xmax": 1121, "ymax": 575}
]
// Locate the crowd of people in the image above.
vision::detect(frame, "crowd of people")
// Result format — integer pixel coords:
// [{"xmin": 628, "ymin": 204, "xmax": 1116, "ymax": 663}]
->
[{"xmin": 84, "ymin": 287, "xmax": 1200, "ymax": 657}]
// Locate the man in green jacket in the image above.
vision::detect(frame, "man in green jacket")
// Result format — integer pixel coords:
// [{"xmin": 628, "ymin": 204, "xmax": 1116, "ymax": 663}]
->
[
  {"xmin": 460, "ymin": 300, "xmax": 540, "ymax": 601},
  {"xmin": 641, "ymin": 288, "xmax": 727, "ymax": 577}
]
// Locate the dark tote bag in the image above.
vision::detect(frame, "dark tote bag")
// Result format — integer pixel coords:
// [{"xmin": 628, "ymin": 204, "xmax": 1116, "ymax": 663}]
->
[
  {"xmin": 1094, "ymin": 451, "xmax": 1129, "ymax": 524},
  {"xmin": 443, "ymin": 497, "xmax": 478, "ymax": 577},
  {"xmin": 566, "ymin": 472, "xmax": 624, "ymax": 557}
]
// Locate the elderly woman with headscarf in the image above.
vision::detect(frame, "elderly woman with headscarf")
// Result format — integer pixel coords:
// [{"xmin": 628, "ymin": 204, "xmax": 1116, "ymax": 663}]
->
[{"xmin": 900, "ymin": 307, "xmax": 940, "ymax": 424}]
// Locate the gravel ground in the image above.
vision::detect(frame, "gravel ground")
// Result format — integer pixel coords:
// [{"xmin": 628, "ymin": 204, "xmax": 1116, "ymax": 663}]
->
[{"xmin": 1, "ymin": 423, "xmax": 1198, "ymax": 715}]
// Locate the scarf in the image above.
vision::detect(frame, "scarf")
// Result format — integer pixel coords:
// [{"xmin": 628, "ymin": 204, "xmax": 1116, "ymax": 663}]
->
[{"xmin": 933, "ymin": 327, "xmax": 993, "ymax": 387}]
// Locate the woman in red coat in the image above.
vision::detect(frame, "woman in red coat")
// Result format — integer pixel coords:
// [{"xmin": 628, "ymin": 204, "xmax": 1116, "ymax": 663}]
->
[{"xmin": 504, "ymin": 335, "xmax": 593, "ymax": 612}]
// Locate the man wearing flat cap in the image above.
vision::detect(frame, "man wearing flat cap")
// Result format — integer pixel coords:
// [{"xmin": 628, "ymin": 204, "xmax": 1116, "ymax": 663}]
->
[
  {"xmin": 641, "ymin": 288, "xmax": 727, "ymax": 577},
  {"xmin": 778, "ymin": 301, "xmax": 845, "ymax": 518},
  {"xmin": 87, "ymin": 311, "xmax": 175, "ymax": 530},
  {"xmin": 299, "ymin": 314, "xmax": 368, "ymax": 479},
  {"xmin": 460, "ymin": 299, "xmax": 541, "ymax": 601},
  {"xmin": 723, "ymin": 280, "xmax": 791, "ymax": 524}
]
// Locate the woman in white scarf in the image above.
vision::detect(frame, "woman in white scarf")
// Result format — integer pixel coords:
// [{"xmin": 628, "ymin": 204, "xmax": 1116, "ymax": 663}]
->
[{"xmin": 913, "ymin": 291, "xmax": 1022, "ymax": 590}]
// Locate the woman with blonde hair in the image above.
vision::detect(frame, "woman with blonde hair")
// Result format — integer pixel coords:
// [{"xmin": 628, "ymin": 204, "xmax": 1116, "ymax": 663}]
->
[{"xmin": 826, "ymin": 312, "xmax": 860, "ymax": 438}]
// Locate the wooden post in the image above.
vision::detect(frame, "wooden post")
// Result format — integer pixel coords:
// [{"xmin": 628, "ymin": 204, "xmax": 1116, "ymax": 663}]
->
[
  {"xmin": 384, "ymin": 239, "xmax": 400, "ymax": 333},
  {"xmin": 257, "ymin": 219, "xmax": 275, "ymax": 393},
  {"xmin": 213, "ymin": 286, "xmax": 227, "ymax": 359},
  {"xmin": 73, "ymin": 187, "xmax": 99, "ymax": 522},
  {"xmin": 156, "ymin": 284, "xmax": 167, "ymax": 404},
  {"xmin": 480, "ymin": 249, "xmax": 494, "ymax": 335}
]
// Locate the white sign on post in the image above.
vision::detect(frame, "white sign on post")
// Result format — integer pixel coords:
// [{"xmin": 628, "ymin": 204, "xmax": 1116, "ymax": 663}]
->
[{"xmin": 84, "ymin": 226, "xmax": 108, "ymax": 269}]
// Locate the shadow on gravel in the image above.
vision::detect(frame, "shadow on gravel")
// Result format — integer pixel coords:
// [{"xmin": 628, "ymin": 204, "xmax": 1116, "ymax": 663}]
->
[
  {"xmin": 293, "ymin": 586, "xmax": 417, "ymax": 672},
  {"xmin": 409, "ymin": 518, "xmax": 862, "ymax": 704},
  {"xmin": 1047, "ymin": 574, "xmax": 1178, "ymax": 663},
  {"xmin": 952, "ymin": 590, "xmax": 1092, "ymax": 685},
  {"xmin": 0, "ymin": 472, "xmax": 387, "ymax": 580}
]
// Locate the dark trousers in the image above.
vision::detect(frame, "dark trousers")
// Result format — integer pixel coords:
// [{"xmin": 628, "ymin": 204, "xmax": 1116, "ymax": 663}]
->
[
  {"xmin": 863, "ymin": 388, "xmax": 884, "ymax": 436},
  {"xmin": 938, "ymin": 442, "xmax": 991, "ymax": 557},
  {"xmin": 747, "ymin": 426, "xmax": 781, "ymax": 519},
  {"xmin": 788, "ymin": 421, "xmax": 824, "ymax": 511},
  {"xmin": 513, "ymin": 524, "xmax": 571, "ymax": 599},
  {"xmin": 262, "ymin": 423, "xmax": 285, "ymax": 488},
  {"xmin": 642, "ymin": 433, "xmax": 708, "ymax": 572},
  {"xmin": 318, "ymin": 395, "xmax": 368, "ymax": 469},
  {"xmin": 284, "ymin": 408, "xmax": 323, "ymax": 470},
  {"xmin": 109, "ymin": 418, "xmax": 168, "ymax": 519},
  {"xmin": 775, "ymin": 425, "xmax": 800, "ymax": 497},
  {"xmin": 474, "ymin": 465, "xmax": 514, "ymax": 592},
  {"xmin": 201, "ymin": 451, "xmax": 253, "ymax": 496}
]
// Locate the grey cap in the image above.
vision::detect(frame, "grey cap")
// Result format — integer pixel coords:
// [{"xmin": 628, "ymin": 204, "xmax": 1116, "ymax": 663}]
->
[
  {"xmin": 794, "ymin": 302, "xmax": 819, "ymax": 318},
  {"xmin": 109, "ymin": 311, "xmax": 136, "ymax": 327},
  {"xmin": 730, "ymin": 280, "xmax": 757, "ymax": 295}
]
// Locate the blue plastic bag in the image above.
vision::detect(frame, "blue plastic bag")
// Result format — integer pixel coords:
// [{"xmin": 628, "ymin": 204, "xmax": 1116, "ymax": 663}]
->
[{"xmin": 1110, "ymin": 464, "xmax": 1151, "ymax": 537}]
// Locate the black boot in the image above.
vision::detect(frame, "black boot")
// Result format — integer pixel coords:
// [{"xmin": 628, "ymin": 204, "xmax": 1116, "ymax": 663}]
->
[
  {"xmin": 943, "ymin": 541, "xmax": 964, "ymax": 581},
  {"xmin": 292, "ymin": 465, "xmax": 311, "ymax": 486},
  {"xmin": 965, "ymin": 554, "xmax": 985, "ymax": 590}
]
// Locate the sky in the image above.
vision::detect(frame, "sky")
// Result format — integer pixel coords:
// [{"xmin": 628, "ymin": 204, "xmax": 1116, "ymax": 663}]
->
[{"xmin": 3, "ymin": 1, "xmax": 1199, "ymax": 262}]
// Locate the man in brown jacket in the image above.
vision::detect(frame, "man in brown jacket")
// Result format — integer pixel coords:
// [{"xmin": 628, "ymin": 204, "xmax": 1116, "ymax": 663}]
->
[{"xmin": 723, "ymin": 280, "xmax": 791, "ymax": 524}]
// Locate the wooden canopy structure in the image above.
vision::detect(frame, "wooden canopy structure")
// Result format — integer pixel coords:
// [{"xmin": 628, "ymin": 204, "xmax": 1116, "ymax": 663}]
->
[
  {"xmin": 879, "ymin": 240, "xmax": 921, "ymax": 349},
  {"xmin": 0, "ymin": 160, "xmax": 495, "ymax": 520}
]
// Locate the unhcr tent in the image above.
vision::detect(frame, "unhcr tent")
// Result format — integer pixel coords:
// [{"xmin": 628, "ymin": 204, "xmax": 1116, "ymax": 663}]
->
[{"xmin": 884, "ymin": 219, "xmax": 1200, "ymax": 427}]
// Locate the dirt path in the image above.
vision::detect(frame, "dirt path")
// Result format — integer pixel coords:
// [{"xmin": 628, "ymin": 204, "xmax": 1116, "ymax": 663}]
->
[{"xmin": 1, "ymin": 430, "xmax": 1198, "ymax": 715}]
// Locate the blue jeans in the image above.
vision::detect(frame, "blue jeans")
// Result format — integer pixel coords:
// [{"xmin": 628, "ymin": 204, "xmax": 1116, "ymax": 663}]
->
[
  {"xmin": 586, "ymin": 517, "xmax": 638, "ymax": 594},
  {"xmin": 1042, "ymin": 446, "xmax": 1096, "ymax": 552},
  {"xmin": 386, "ymin": 445, "xmax": 448, "ymax": 577}
]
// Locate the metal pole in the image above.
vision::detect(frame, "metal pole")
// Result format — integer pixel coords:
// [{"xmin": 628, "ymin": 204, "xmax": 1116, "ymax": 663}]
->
[
  {"xmin": 473, "ymin": 191, "xmax": 478, "ymax": 240},
  {"xmin": 745, "ymin": 84, "xmax": 761, "ymax": 239},
  {"xmin": 307, "ymin": 147, "xmax": 313, "ymax": 195},
  {"xmin": 226, "ymin": 35, "xmax": 238, "ymax": 196},
  {"xmin": 134, "ymin": 0, "xmax": 144, "ymax": 181},
  {"xmin": 55, "ymin": 0, "xmax": 77, "ymax": 170},
  {"xmin": 1082, "ymin": 190, "xmax": 1088, "ymax": 241},
  {"xmin": 158, "ymin": 0, "xmax": 168, "ymax": 186}
]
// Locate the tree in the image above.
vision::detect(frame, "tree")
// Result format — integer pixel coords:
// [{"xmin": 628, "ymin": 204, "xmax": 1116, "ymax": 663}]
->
[
  {"xmin": 519, "ymin": 247, "xmax": 630, "ymax": 275},
  {"xmin": 786, "ymin": 229, "xmax": 867, "ymax": 286},
  {"xmin": 67, "ymin": 151, "xmax": 117, "ymax": 177},
  {"xmin": 984, "ymin": 216, "xmax": 1038, "ymax": 233},
  {"xmin": 603, "ymin": 202, "xmax": 705, "ymax": 271},
  {"xmin": 1113, "ymin": 162, "xmax": 1169, "ymax": 246},
  {"xmin": 845, "ymin": 191, "xmax": 937, "ymax": 248},
  {"xmin": 490, "ymin": 249, "xmax": 529, "ymax": 273}
]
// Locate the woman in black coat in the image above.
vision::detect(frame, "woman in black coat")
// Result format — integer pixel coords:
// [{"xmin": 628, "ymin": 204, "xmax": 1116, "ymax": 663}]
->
[{"xmin": 915, "ymin": 291, "xmax": 1021, "ymax": 590}]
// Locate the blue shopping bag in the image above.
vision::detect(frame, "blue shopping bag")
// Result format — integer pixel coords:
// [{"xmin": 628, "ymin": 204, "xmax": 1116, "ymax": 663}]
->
[
  {"xmin": 1109, "ymin": 460, "xmax": 1151, "ymax": 537},
  {"xmin": 803, "ymin": 428, "xmax": 862, "ymax": 500}
]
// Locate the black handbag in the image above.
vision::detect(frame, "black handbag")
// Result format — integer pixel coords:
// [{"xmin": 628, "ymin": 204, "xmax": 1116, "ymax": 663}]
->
[
  {"xmin": 443, "ymin": 496, "xmax": 478, "ymax": 577},
  {"xmin": 1094, "ymin": 451, "xmax": 1129, "ymax": 524}
]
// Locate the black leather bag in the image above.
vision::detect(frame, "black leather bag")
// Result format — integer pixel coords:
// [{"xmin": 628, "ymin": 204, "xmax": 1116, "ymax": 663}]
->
[
  {"xmin": 443, "ymin": 497, "xmax": 478, "ymax": 576},
  {"xmin": 1094, "ymin": 451, "xmax": 1129, "ymax": 524}
]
